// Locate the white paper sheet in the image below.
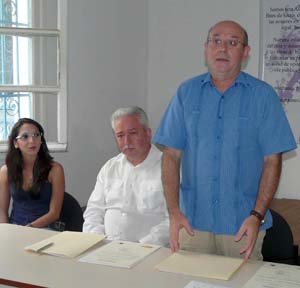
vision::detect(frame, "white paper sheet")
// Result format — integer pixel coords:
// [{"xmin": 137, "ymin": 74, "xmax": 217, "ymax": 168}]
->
[
  {"xmin": 242, "ymin": 262, "xmax": 300, "ymax": 288},
  {"xmin": 184, "ymin": 280, "xmax": 229, "ymax": 288},
  {"xmin": 79, "ymin": 240, "xmax": 160, "ymax": 268}
]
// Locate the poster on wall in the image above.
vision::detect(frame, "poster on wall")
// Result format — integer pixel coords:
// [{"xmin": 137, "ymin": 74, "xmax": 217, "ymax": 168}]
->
[{"xmin": 260, "ymin": 0, "xmax": 300, "ymax": 144}]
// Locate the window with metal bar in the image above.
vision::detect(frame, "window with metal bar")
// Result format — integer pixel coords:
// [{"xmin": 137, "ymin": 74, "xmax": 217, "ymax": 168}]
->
[{"xmin": 0, "ymin": 0, "xmax": 67, "ymax": 151}]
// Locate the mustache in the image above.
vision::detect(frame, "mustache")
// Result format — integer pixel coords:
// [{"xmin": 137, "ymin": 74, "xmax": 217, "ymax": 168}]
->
[{"xmin": 121, "ymin": 144, "xmax": 134, "ymax": 152}]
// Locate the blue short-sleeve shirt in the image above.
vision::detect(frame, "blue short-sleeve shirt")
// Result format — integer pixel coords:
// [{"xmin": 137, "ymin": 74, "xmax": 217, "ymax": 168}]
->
[{"xmin": 153, "ymin": 72, "xmax": 297, "ymax": 235}]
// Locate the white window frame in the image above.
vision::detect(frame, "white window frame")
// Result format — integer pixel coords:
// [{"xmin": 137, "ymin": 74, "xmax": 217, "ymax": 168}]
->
[{"xmin": 0, "ymin": 0, "xmax": 67, "ymax": 152}]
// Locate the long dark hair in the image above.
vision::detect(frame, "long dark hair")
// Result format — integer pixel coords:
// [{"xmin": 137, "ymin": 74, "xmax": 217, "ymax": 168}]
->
[{"xmin": 5, "ymin": 118, "xmax": 53, "ymax": 198}]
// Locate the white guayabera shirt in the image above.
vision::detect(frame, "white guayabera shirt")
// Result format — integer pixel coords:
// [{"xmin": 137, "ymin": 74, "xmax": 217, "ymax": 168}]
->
[{"xmin": 83, "ymin": 145, "xmax": 169, "ymax": 246}]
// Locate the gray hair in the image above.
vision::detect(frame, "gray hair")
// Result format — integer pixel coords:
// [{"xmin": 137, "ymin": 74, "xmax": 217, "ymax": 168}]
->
[{"xmin": 110, "ymin": 106, "xmax": 149, "ymax": 130}]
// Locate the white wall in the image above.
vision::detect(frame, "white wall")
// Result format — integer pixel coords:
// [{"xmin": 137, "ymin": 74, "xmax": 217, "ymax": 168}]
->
[
  {"xmin": 52, "ymin": 0, "xmax": 148, "ymax": 205},
  {"xmin": 147, "ymin": 0, "xmax": 300, "ymax": 199}
]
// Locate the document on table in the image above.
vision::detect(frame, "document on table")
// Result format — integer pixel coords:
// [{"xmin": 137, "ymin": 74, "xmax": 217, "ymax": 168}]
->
[
  {"xmin": 79, "ymin": 240, "xmax": 160, "ymax": 268},
  {"xmin": 184, "ymin": 280, "xmax": 229, "ymax": 288},
  {"xmin": 242, "ymin": 262, "xmax": 300, "ymax": 288},
  {"xmin": 156, "ymin": 250, "xmax": 244, "ymax": 281},
  {"xmin": 25, "ymin": 231, "xmax": 105, "ymax": 258}
]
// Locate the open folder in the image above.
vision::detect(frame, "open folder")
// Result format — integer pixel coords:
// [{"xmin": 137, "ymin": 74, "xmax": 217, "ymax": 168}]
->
[
  {"xmin": 25, "ymin": 231, "xmax": 105, "ymax": 258},
  {"xmin": 156, "ymin": 250, "xmax": 244, "ymax": 281}
]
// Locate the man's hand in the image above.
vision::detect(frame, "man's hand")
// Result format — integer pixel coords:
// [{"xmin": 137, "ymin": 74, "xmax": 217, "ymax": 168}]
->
[
  {"xmin": 169, "ymin": 209, "xmax": 194, "ymax": 252},
  {"xmin": 234, "ymin": 215, "xmax": 260, "ymax": 260}
]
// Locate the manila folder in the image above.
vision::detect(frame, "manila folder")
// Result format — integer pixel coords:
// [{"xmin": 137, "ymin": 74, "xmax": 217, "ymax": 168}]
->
[
  {"xmin": 156, "ymin": 250, "xmax": 244, "ymax": 280},
  {"xmin": 25, "ymin": 231, "xmax": 105, "ymax": 258}
]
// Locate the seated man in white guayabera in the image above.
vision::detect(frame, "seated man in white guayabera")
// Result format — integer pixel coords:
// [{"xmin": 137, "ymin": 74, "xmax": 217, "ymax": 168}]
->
[{"xmin": 83, "ymin": 107, "xmax": 169, "ymax": 246}]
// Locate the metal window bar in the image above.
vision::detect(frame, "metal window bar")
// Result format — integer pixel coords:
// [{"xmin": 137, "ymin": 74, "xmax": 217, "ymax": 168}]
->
[
  {"xmin": 0, "ymin": 91, "xmax": 31, "ymax": 139},
  {"xmin": 0, "ymin": 0, "xmax": 31, "ymax": 140},
  {"xmin": 0, "ymin": 0, "xmax": 66, "ymax": 149}
]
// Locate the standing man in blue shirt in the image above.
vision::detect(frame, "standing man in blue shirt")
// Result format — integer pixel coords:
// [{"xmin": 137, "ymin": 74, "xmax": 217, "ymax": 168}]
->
[{"xmin": 154, "ymin": 20, "xmax": 296, "ymax": 260}]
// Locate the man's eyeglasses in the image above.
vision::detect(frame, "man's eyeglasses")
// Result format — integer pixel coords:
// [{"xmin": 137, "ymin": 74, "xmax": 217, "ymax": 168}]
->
[
  {"xmin": 207, "ymin": 37, "xmax": 245, "ymax": 49},
  {"xmin": 15, "ymin": 132, "xmax": 42, "ymax": 141}
]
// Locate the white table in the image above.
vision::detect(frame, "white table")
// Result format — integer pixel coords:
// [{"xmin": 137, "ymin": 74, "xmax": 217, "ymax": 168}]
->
[{"xmin": 0, "ymin": 223, "xmax": 263, "ymax": 288}]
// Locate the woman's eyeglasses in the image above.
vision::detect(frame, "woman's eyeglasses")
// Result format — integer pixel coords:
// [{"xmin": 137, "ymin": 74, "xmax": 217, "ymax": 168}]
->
[{"xmin": 15, "ymin": 132, "xmax": 42, "ymax": 141}]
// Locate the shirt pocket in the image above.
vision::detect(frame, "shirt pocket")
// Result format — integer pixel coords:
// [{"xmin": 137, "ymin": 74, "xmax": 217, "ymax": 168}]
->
[
  {"xmin": 105, "ymin": 179, "xmax": 124, "ymax": 206},
  {"xmin": 186, "ymin": 109, "xmax": 201, "ymax": 140},
  {"xmin": 136, "ymin": 181, "xmax": 166, "ymax": 214}
]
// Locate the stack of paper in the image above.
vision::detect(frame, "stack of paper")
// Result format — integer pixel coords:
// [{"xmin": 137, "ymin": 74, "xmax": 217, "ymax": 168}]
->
[
  {"xmin": 156, "ymin": 250, "xmax": 244, "ymax": 281},
  {"xmin": 25, "ymin": 231, "xmax": 105, "ymax": 258},
  {"xmin": 79, "ymin": 241, "xmax": 160, "ymax": 268}
]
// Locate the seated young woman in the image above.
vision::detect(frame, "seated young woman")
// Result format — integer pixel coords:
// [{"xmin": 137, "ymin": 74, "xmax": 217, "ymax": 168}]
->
[{"xmin": 0, "ymin": 118, "xmax": 65, "ymax": 228}]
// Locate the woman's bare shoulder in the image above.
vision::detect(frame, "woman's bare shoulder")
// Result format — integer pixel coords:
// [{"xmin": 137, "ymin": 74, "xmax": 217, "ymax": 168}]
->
[
  {"xmin": 49, "ymin": 161, "xmax": 64, "ymax": 180},
  {"xmin": 0, "ymin": 164, "xmax": 7, "ymax": 174},
  {"xmin": 51, "ymin": 161, "xmax": 64, "ymax": 171},
  {"xmin": 0, "ymin": 165, "xmax": 8, "ymax": 182}
]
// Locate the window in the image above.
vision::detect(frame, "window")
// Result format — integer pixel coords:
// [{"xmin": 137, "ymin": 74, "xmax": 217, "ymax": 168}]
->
[{"xmin": 0, "ymin": 0, "xmax": 67, "ymax": 151}]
